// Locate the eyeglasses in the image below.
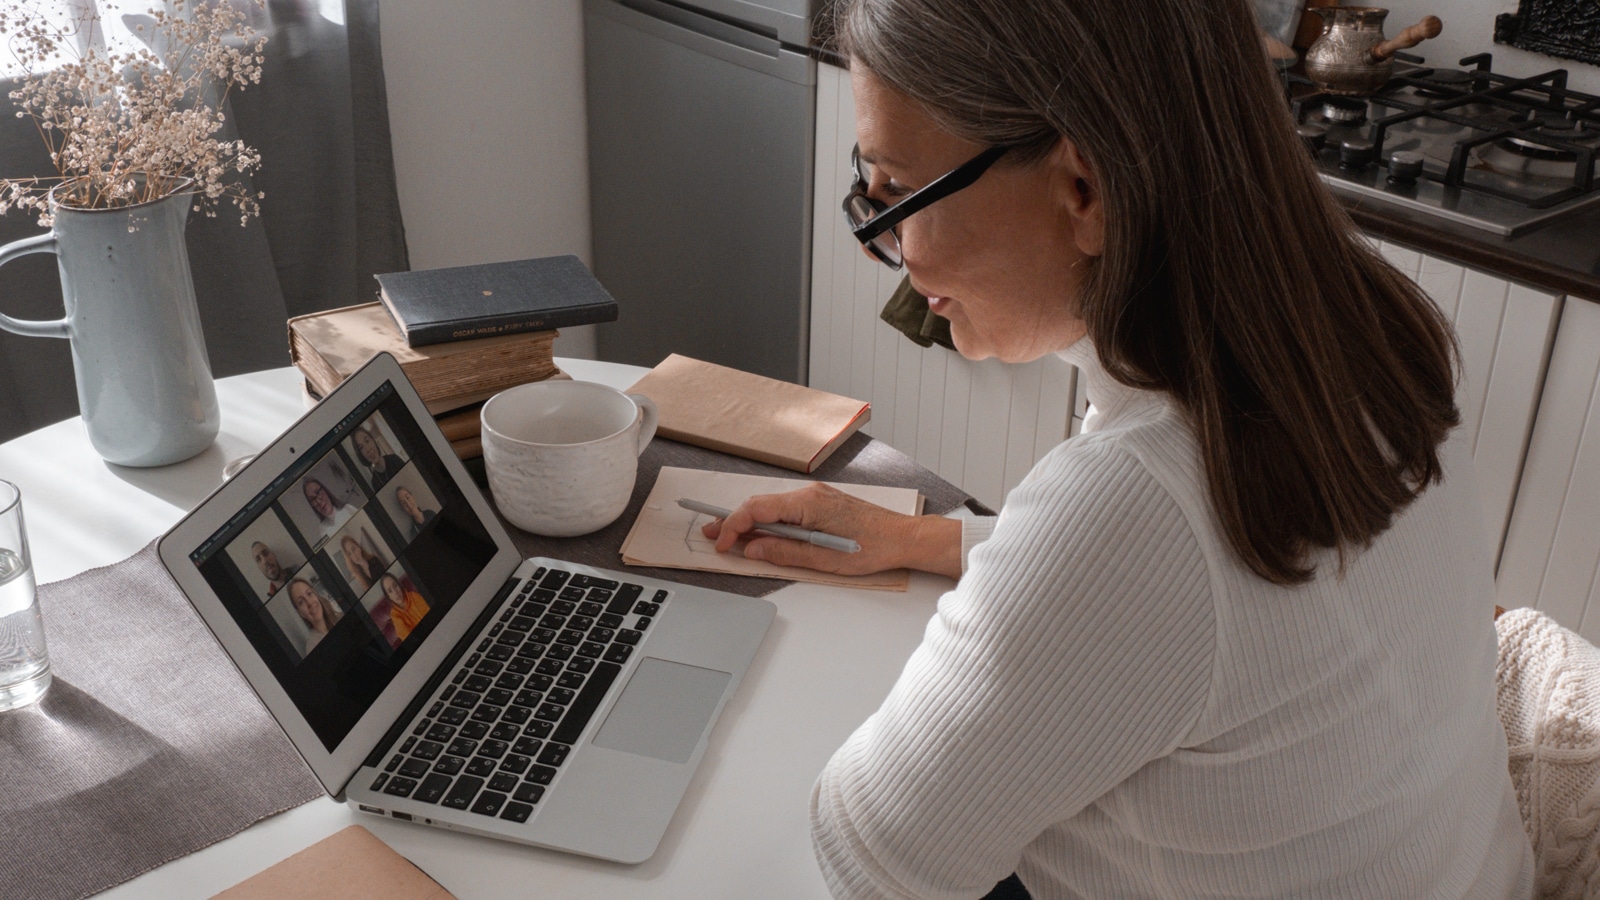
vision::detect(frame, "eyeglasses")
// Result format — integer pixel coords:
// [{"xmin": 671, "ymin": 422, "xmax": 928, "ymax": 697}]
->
[{"xmin": 842, "ymin": 143, "xmax": 1009, "ymax": 269}]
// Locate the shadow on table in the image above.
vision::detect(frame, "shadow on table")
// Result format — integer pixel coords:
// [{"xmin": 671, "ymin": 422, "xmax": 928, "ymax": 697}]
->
[{"xmin": 102, "ymin": 441, "xmax": 238, "ymax": 511}]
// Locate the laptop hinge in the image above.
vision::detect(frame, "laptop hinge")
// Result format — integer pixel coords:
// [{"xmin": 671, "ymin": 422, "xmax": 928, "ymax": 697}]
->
[{"xmin": 356, "ymin": 573, "xmax": 523, "ymax": 776}]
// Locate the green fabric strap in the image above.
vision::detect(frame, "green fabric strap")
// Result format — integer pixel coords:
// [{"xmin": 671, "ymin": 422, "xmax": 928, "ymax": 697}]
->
[{"xmin": 879, "ymin": 277, "xmax": 955, "ymax": 351}]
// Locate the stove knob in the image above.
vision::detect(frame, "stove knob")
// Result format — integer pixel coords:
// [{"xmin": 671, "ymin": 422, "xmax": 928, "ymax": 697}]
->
[
  {"xmin": 1386, "ymin": 150, "xmax": 1425, "ymax": 183},
  {"xmin": 1296, "ymin": 124, "xmax": 1329, "ymax": 156},
  {"xmin": 1339, "ymin": 138, "xmax": 1377, "ymax": 170}
]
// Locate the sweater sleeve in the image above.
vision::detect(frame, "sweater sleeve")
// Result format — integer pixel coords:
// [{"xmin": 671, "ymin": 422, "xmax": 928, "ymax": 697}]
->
[{"xmin": 810, "ymin": 442, "xmax": 1217, "ymax": 899}]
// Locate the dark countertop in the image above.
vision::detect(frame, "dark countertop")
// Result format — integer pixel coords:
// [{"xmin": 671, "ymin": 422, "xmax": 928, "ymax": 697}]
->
[{"xmin": 806, "ymin": 45, "xmax": 1600, "ymax": 302}]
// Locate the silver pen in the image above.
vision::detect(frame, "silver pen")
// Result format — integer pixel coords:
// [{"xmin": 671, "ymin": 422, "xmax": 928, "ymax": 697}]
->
[{"xmin": 677, "ymin": 498, "xmax": 861, "ymax": 553}]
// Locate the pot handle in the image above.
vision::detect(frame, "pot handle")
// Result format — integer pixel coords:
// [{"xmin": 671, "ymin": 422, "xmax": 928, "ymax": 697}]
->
[
  {"xmin": 0, "ymin": 232, "xmax": 71, "ymax": 339},
  {"xmin": 1371, "ymin": 16, "xmax": 1443, "ymax": 62},
  {"xmin": 627, "ymin": 394, "xmax": 659, "ymax": 455}
]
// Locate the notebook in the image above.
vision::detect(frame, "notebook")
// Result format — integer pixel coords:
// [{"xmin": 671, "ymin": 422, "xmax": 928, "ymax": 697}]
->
[{"xmin": 158, "ymin": 352, "xmax": 775, "ymax": 864}]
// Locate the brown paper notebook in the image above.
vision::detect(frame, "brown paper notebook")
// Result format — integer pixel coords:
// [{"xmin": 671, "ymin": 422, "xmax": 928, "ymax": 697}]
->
[
  {"xmin": 626, "ymin": 354, "xmax": 871, "ymax": 474},
  {"xmin": 211, "ymin": 825, "xmax": 455, "ymax": 900}
]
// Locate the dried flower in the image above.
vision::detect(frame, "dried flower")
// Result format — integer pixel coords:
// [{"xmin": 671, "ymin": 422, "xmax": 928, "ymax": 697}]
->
[{"xmin": 0, "ymin": 0, "xmax": 268, "ymax": 227}]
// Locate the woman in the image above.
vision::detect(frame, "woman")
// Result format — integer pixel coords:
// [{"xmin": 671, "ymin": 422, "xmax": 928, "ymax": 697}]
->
[
  {"xmin": 395, "ymin": 485, "xmax": 437, "ymax": 541},
  {"xmin": 301, "ymin": 476, "xmax": 357, "ymax": 542},
  {"xmin": 287, "ymin": 577, "xmax": 343, "ymax": 654},
  {"xmin": 705, "ymin": 0, "xmax": 1533, "ymax": 895},
  {"xmin": 352, "ymin": 425, "xmax": 404, "ymax": 490},
  {"xmin": 380, "ymin": 573, "xmax": 429, "ymax": 642},
  {"xmin": 339, "ymin": 534, "xmax": 383, "ymax": 594}
]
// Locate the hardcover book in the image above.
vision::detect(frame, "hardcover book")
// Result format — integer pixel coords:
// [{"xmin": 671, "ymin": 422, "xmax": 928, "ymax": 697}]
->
[
  {"xmin": 626, "ymin": 354, "xmax": 872, "ymax": 474},
  {"xmin": 374, "ymin": 255, "xmax": 619, "ymax": 347},
  {"xmin": 287, "ymin": 303, "xmax": 560, "ymax": 416}
]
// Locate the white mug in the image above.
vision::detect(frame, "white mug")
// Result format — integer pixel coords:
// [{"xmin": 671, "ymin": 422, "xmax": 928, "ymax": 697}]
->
[{"xmin": 481, "ymin": 381, "xmax": 659, "ymax": 537}]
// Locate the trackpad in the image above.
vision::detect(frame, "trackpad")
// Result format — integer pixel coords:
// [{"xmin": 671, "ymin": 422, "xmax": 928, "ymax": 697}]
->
[{"xmin": 592, "ymin": 658, "xmax": 731, "ymax": 764}]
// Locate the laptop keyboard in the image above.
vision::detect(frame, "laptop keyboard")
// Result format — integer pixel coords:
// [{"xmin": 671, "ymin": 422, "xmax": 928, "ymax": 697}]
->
[{"xmin": 366, "ymin": 566, "xmax": 668, "ymax": 824}]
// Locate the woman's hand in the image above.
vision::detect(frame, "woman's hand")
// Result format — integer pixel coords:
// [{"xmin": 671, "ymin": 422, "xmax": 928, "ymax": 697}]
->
[{"xmin": 701, "ymin": 483, "xmax": 963, "ymax": 580}]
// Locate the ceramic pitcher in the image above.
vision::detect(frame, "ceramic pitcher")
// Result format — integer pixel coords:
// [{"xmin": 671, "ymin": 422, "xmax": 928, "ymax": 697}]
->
[{"xmin": 0, "ymin": 187, "xmax": 220, "ymax": 467}]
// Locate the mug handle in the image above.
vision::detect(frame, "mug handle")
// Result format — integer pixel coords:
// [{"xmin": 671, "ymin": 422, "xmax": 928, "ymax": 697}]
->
[
  {"xmin": 0, "ymin": 232, "xmax": 71, "ymax": 339},
  {"xmin": 627, "ymin": 394, "xmax": 659, "ymax": 455}
]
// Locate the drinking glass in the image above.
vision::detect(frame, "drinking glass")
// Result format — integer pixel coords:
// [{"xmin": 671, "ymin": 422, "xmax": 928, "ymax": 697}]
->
[{"xmin": 0, "ymin": 480, "xmax": 50, "ymax": 710}]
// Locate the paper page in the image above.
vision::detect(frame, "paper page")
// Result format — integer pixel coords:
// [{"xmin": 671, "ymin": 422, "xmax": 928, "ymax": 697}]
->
[{"xmin": 620, "ymin": 467, "xmax": 923, "ymax": 591}]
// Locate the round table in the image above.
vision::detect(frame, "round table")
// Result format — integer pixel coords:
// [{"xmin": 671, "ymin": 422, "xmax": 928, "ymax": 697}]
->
[{"xmin": 0, "ymin": 361, "xmax": 952, "ymax": 899}]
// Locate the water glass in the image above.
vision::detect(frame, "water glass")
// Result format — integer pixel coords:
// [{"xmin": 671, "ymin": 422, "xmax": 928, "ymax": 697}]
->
[{"xmin": 0, "ymin": 480, "xmax": 50, "ymax": 710}]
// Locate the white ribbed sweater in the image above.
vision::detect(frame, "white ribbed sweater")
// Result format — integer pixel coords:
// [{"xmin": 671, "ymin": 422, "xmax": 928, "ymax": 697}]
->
[{"xmin": 810, "ymin": 339, "xmax": 1534, "ymax": 899}]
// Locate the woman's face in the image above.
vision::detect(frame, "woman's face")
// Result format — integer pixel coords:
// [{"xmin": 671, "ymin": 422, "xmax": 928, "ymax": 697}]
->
[
  {"xmin": 342, "ymin": 536, "xmax": 364, "ymax": 565},
  {"xmin": 384, "ymin": 576, "xmax": 405, "ymax": 606},
  {"xmin": 397, "ymin": 487, "xmax": 421, "ymax": 522},
  {"xmin": 354, "ymin": 429, "xmax": 381, "ymax": 466},
  {"xmin": 850, "ymin": 69, "xmax": 1099, "ymax": 363},
  {"xmin": 303, "ymin": 478, "xmax": 334, "ymax": 518},
  {"xmin": 290, "ymin": 581, "xmax": 326, "ymax": 631}
]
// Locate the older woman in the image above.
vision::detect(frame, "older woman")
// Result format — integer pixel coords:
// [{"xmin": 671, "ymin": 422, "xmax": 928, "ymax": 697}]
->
[
  {"xmin": 287, "ymin": 578, "xmax": 343, "ymax": 654},
  {"xmin": 301, "ymin": 476, "xmax": 357, "ymax": 543},
  {"xmin": 705, "ymin": 0, "xmax": 1533, "ymax": 895}
]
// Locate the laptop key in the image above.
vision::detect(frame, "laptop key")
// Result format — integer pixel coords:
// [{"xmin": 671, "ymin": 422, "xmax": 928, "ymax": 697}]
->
[
  {"xmin": 577, "ymin": 600, "xmax": 604, "ymax": 617},
  {"xmin": 466, "ymin": 757, "xmax": 498, "ymax": 778},
  {"xmin": 546, "ymin": 644, "xmax": 574, "ymax": 661},
  {"xmin": 438, "ymin": 706, "xmax": 467, "ymax": 725},
  {"xmin": 451, "ymin": 669, "xmax": 468, "ymax": 685},
  {"xmin": 486, "ymin": 645, "xmax": 514, "ymax": 661},
  {"xmin": 556, "ymin": 629, "xmax": 585, "ymax": 646},
  {"xmin": 371, "ymin": 773, "xmax": 390, "ymax": 792},
  {"xmin": 524, "ymin": 720, "xmax": 553, "ymax": 739},
  {"xmin": 501, "ymin": 801, "xmax": 534, "ymax": 823},
  {"xmin": 537, "ymin": 743, "xmax": 571, "ymax": 767},
  {"xmin": 495, "ymin": 672, "xmax": 524, "ymax": 691},
  {"xmin": 515, "ymin": 783, "xmax": 546, "ymax": 803},
  {"xmin": 513, "ymin": 737, "xmax": 543, "ymax": 757},
  {"xmin": 447, "ymin": 738, "xmax": 478, "ymax": 757},
  {"xmin": 507, "ymin": 615, "xmax": 536, "ymax": 632},
  {"xmin": 540, "ymin": 613, "xmax": 566, "ymax": 630},
  {"xmin": 633, "ymin": 601, "xmax": 661, "ymax": 617},
  {"xmin": 607, "ymin": 583, "xmax": 643, "ymax": 615},
  {"xmin": 501, "ymin": 705, "xmax": 532, "ymax": 725},
  {"xmin": 548, "ymin": 688, "xmax": 576, "ymax": 705},
  {"xmin": 442, "ymin": 776, "xmax": 484, "ymax": 810},
  {"xmin": 556, "ymin": 589, "xmax": 583, "ymax": 605},
  {"xmin": 490, "ymin": 722, "xmax": 521, "ymax": 741},
  {"xmin": 478, "ymin": 739, "xmax": 509, "ymax": 759},
  {"xmin": 450, "ymin": 690, "xmax": 481, "ymax": 708},
  {"xmin": 440, "ymin": 685, "xmax": 457, "ymax": 701},
  {"xmin": 412, "ymin": 717, "xmax": 432, "ymax": 736},
  {"xmin": 568, "ymin": 615, "xmax": 595, "ymax": 632},
  {"xmin": 616, "ymin": 629, "xmax": 642, "ymax": 645},
  {"xmin": 464, "ymin": 675, "xmax": 492, "ymax": 692},
  {"xmin": 532, "ymin": 586, "xmax": 558, "ymax": 603},
  {"xmin": 604, "ymin": 644, "xmax": 634, "ymax": 664},
  {"xmin": 588, "ymin": 627, "xmax": 615, "ymax": 644},
  {"xmin": 475, "ymin": 659, "xmax": 502, "ymax": 676},
  {"xmin": 485, "ymin": 688, "xmax": 514, "ymax": 707},
  {"xmin": 459, "ymin": 721, "xmax": 489, "ymax": 740},
  {"xmin": 532, "ymin": 627, "xmax": 557, "ymax": 644},
  {"xmin": 635, "ymin": 616, "xmax": 652, "ymax": 631},
  {"xmin": 382, "ymin": 776, "xmax": 421, "ymax": 799},
  {"xmin": 471, "ymin": 790, "xmax": 508, "ymax": 818},
  {"xmin": 577, "ymin": 641, "xmax": 605, "ymax": 658},
  {"xmin": 567, "ymin": 657, "xmax": 595, "ymax": 674},
  {"xmin": 414, "ymin": 773, "xmax": 452, "ymax": 804},
  {"xmin": 535, "ymin": 703, "xmax": 565, "ymax": 722},
  {"xmin": 399, "ymin": 758, "xmax": 431, "ymax": 779},
  {"xmin": 386, "ymin": 754, "xmax": 403, "ymax": 772},
  {"xmin": 400, "ymin": 736, "xmax": 417, "ymax": 754},
  {"xmin": 652, "ymin": 589, "xmax": 669, "ymax": 603},
  {"xmin": 413, "ymin": 740, "xmax": 443, "ymax": 760},
  {"xmin": 506, "ymin": 657, "xmax": 535, "ymax": 675},
  {"xmin": 598, "ymin": 612, "xmax": 624, "ymax": 629},
  {"xmin": 514, "ymin": 689, "xmax": 544, "ymax": 707},
  {"xmin": 553, "ymin": 661, "xmax": 622, "ymax": 745},
  {"xmin": 489, "ymin": 623, "xmax": 503, "ymax": 638},
  {"xmin": 494, "ymin": 631, "xmax": 520, "ymax": 647},
  {"xmin": 434, "ymin": 755, "xmax": 466, "ymax": 776},
  {"xmin": 429, "ymin": 701, "xmax": 444, "ymax": 717},
  {"xmin": 426, "ymin": 722, "xmax": 456, "ymax": 742},
  {"xmin": 524, "ymin": 603, "xmax": 549, "ymax": 620},
  {"xmin": 470, "ymin": 704, "xmax": 504, "ymax": 723},
  {"xmin": 500, "ymin": 753, "xmax": 532, "ymax": 775},
  {"xmin": 516, "ymin": 642, "xmax": 547, "ymax": 660},
  {"xmin": 556, "ymin": 671, "xmax": 585, "ymax": 689},
  {"xmin": 526, "ymin": 765, "xmax": 557, "ymax": 785}
]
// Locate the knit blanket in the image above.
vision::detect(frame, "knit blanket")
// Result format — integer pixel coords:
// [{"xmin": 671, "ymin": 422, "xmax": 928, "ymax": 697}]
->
[{"xmin": 1497, "ymin": 607, "xmax": 1600, "ymax": 898}]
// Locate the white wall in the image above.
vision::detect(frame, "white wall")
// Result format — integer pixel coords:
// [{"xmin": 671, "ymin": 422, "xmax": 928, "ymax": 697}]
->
[
  {"xmin": 1378, "ymin": 0, "xmax": 1600, "ymax": 94},
  {"xmin": 378, "ymin": 0, "xmax": 598, "ymax": 358}
]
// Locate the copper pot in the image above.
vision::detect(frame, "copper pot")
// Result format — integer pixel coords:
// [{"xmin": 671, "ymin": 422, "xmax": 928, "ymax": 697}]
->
[{"xmin": 1304, "ymin": 7, "xmax": 1442, "ymax": 96}]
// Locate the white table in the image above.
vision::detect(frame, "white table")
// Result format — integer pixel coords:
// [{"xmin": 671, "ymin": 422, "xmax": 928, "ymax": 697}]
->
[{"xmin": 0, "ymin": 360, "xmax": 953, "ymax": 899}]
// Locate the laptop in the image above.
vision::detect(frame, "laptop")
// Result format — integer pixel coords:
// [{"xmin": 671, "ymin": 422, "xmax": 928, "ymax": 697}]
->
[{"xmin": 158, "ymin": 352, "xmax": 775, "ymax": 864}]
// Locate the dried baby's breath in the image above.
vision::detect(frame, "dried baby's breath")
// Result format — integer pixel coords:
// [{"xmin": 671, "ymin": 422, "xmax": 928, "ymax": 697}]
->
[{"xmin": 0, "ymin": 0, "xmax": 268, "ymax": 227}]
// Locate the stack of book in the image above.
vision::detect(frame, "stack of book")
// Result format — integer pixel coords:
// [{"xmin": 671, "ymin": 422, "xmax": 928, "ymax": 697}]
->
[{"xmin": 289, "ymin": 256, "xmax": 619, "ymax": 459}]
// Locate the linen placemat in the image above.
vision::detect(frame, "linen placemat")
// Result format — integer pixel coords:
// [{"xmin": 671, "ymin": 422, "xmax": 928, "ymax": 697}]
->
[
  {"xmin": 0, "ymin": 545, "xmax": 326, "ymax": 900},
  {"xmin": 496, "ymin": 432, "xmax": 983, "ymax": 597}
]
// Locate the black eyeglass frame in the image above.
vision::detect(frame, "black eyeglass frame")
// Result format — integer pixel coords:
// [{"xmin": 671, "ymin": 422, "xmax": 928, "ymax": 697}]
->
[{"xmin": 842, "ymin": 143, "xmax": 1010, "ymax": 269}]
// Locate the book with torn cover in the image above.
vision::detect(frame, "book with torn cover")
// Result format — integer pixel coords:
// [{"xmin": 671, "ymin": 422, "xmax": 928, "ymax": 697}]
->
[
  {"xmin": 626, "ymin": 354, "xmax": 871, "ymax": 474},
  {"xmin": 288, "ymin": 302, "xmax": 560, "ymax": 416},
  {"xmin": 620, "ymin": 466, "xmax": 922, "ymax": 591},
  {"xmin": 374, "ymin": 255, "xmax": 619, "ymax": 347}
]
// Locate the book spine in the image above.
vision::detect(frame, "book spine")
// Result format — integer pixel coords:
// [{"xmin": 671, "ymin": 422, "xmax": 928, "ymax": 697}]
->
[{"xmin": 403, "ymin": 305, "xmax": 616, "ymax": 347}]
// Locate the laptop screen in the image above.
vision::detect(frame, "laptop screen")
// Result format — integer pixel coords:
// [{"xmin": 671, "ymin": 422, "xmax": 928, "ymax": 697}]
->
[{"xmin": 187, "ymin": 380, "xmax": 498, "ymax": 751}]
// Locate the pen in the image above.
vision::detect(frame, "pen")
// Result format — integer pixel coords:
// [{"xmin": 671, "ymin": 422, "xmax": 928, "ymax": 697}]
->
[{"xmin": 677, "ymin": 498, "xmax": 861, "ymax": 554}]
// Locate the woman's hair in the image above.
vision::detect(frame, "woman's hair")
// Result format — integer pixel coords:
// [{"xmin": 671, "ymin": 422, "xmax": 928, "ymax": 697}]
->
[
  {"xmin": 838, "ymin": 0, "xmax": 1460, "ymax": 584},
  {"xmin": 289, "ymin": 577, "xmax": 343, "ymax": 632}
]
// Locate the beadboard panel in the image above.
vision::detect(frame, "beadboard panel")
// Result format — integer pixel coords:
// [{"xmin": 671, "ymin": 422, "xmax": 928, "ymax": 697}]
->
[
  {"xmin": 1498, "ymin": 296, "xmax": 1600, "ymax": 640},
  {"xmin": 1384, "ymin": 240, "xmax": 1560, "ymax": 563}
]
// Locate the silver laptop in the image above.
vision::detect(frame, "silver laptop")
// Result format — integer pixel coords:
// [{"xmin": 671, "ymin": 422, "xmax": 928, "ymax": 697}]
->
[{"xmin": 158, "ymin": 352, "xmax": 775, "ymax": 864}]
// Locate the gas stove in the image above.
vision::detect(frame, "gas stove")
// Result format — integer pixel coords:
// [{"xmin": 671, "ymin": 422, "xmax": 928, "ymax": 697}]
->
[{"xmin": 1293, "ymin": 54, "xmax": 1600, "ymax": 236}]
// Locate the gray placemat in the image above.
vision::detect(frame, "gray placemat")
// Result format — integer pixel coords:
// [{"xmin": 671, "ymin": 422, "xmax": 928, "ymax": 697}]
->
[
  {"xmin": 0, "ymin": 544, "xmax": 326, "ymax": 900},
  {"xmin": 494, "ymin": 432, "xmax": 983, "ymax": 597}
]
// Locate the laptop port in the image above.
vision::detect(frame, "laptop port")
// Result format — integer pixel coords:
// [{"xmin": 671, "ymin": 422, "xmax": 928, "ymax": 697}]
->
[
  {"xmin": 357, "ymin": 804, "xmax": 384, "ymax": 815},
  {"xmin": 392, "ymin": 811, "xmax": 414, "ymax": 821}
]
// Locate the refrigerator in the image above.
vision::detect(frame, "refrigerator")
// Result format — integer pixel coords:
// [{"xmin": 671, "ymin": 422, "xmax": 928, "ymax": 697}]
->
[{"xmin": 584, "ymin": 0, "xmax": 817, "ymax": 384}]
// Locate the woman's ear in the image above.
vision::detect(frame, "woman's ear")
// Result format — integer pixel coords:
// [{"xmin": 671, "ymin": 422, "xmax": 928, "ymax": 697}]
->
[{"xmin": 1050, "ymin": 137, "xmax": 1105, "ymax": 258}]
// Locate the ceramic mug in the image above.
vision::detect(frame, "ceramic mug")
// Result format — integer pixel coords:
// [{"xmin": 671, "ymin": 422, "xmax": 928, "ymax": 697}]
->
[{"xmin": 481, "ymin": 381, "xmax": 659, "ymax": 537}]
